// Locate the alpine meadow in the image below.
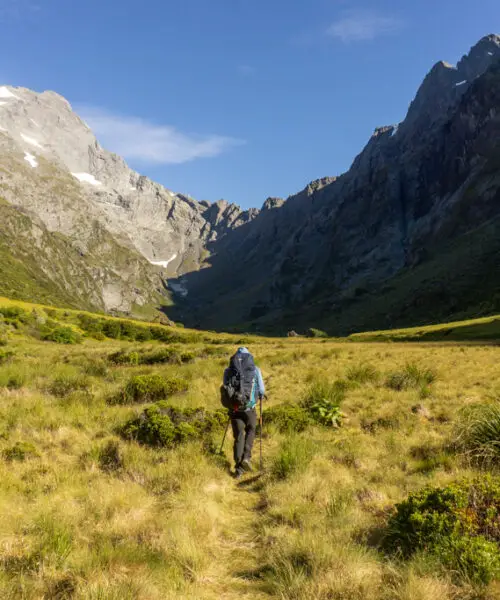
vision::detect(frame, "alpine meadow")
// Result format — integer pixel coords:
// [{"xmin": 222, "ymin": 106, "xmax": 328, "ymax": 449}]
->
[
  {"xmin": 1, "ymin": 298, "xmax": 500, "ymax": 599},
  {"xmin": 1, "ymin": 10, "xmax": 500, "ymax": 600}
]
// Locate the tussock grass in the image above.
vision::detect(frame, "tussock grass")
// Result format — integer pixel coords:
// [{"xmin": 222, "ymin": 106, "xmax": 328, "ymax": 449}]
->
[
  {"xmin": 455, "ymin": 403, "xmax": 500, "ymax": 464},
  {"xmin": 0, "ymin": 297, "xmax": 499, "ymax": 598}
]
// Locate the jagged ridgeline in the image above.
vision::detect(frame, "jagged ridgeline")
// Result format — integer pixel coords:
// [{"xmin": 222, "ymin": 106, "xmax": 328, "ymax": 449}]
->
[{"xmin": 0, "ymin": 34, "xmax": 499, "ymax": 333}]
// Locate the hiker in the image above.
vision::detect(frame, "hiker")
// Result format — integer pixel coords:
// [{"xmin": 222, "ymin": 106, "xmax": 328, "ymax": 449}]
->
[{"xmin": 221, "ymin": 347, "xmax": 265, "ymax": 478}]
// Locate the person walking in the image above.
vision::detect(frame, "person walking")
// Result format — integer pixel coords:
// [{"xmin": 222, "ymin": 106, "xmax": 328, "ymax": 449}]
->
[{"xmin": 221, "ymin": 347, "xmax": 265, "ymax": 478}]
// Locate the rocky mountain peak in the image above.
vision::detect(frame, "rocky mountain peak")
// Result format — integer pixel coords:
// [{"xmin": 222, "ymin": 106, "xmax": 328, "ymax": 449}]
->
[
  {"xmin": 262, "ymin": 197, "xmax": 285, "ymax": 211},
  {"xmin": 399, "ymin": 35, "xmax": 499, "ymax": 139}
]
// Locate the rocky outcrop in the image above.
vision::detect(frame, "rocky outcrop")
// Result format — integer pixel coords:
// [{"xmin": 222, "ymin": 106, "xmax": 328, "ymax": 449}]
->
[
  {"xmin": 170, "ymin": 35, "xmax": 500, "ymax": 332},
  {"xmin": 0, "ymin": 85, "xmax": 255, "ymax": 314}
]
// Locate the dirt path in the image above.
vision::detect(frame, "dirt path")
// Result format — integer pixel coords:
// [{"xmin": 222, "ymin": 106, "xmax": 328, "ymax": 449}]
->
[{"xmin": 200, "ymin": 471, "xmax": 271, "ymax": 600}]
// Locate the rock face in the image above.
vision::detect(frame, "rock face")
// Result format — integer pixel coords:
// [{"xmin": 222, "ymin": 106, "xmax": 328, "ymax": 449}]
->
[
  {"xmin": 0, "ymin": 86, "xmax": 255, "ymax": 314},
  {"xmin": 0, "ymin": 34, "xmax": 499, "ymax": 331},
  {"xmin": 170, "ymin": 35, "xmax": 500, "ymax": 332}
]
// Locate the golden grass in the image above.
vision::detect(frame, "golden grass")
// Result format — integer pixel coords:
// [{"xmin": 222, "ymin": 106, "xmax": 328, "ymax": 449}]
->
[{"xmin": 0, "ymin": 300, "xmax": 500, "ymax": 598}]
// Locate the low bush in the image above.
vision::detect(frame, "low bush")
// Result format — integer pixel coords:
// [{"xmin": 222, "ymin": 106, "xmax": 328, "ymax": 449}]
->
[
  {"xmin": 2, "ymin": 442, "xmax": 39, "ymax": 461},
  {"xmin": 42, "ymin": 326, "xmax": 82, "ymax": 345},
  {"xmin": 346, "ymin": 363, "xmax": 379, "ymax": 385},
  {"xmin": 386, "ymin": 363, "xmax": 436, "ymax": 392},
  {"xmin": 384, "ymin": 477, "xmax": 500, "ymax": 584},
  {"xmin": 306, "ymin": 328, "xmax": 329, "ymax": 338},
  {"xmin": 108, "ymin": 347, "xmax": 196, "ymax": 367},
  {"xmin": 0, "ymin": 306, "xmax": 27, "ymax": 320},
  {"xmin": 48, "ymin": 373, "xmax": 91, "ymax": 398},
  {"xmin": 108, "ymin": 350, "xmax": 141, "ymax": 366},
  {"xmin": 78, "ymin": 314, "xmax": 104, "ymax": 338},
  {"xmin": 455, "ymin": 403, "xmax": 500, "ymax": 464},
  {"xmin": 0, "ymin": 368, "xmax": 27, "ymax": 390},
  {"xmin": 98, "ymin": 439, "xmax": 124, "ymax": 472},
  {"xmin": 265, "ymin": 404, "xmax": 312, "ymax": 433},
  {"xmin": 121, "ymin": 402, "xmax": 226, "ymax": 448},
  {"xmin": 0, "ymin": 348, "xmax": 14, "ymax": 365},
  {"xmin": 302, "ymin": 380, "xmax": 346, "ymax": 427},
  {"xmin": 271, "ymin": 436, "xmax": 316, "ymax": 480},
  {"xmin": 117, "ymin": 374, "xmax": 189, "ymax": 404},
  {"xmin": 82, "ymin": 358, "xmax": 109, "ymax": 378}
]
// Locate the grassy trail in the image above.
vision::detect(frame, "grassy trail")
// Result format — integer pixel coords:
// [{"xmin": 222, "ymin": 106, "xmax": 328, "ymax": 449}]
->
[{"xmin": 199, "ymin": 468, "xmax": 270, "ymax": 599}]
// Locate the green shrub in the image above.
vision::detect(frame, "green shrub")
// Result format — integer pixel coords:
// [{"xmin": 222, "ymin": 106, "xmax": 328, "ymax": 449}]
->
[
  {"xmin": 455, "ymin": 403, "xmax": 500, "ymax": 464},
  {"xmin": 265, "ymin": 404, "xmax": 312, "ymax": 433},
  {"xmin": 121, "ymin": 402, "xmax": 225, "ymax": 448},
  {"xmin": 48, "ymin": 374, "xmax": 91, "ymax": 398},
  {"xmin": 271, "ymin": 436, "xmax": 316, "ymax": 480},
  {"xmin": 180, "ymin": 351, "xmax": 196, "ymax": 363},
  {"xmin": 108, "ymin": 347, "xmax": 194, "ymax": 367},
  {"xmin": 141, "ymin": 348, "xmax": 182, "ymax": 365},
  {"xmin": 346, "ymin": 363, "xmax": 379, "ymax": 384},
  {"xmin": 119, "ymin": 375, "xmax": 188, "ymax": 404},
  {"xmin": 0, "ymin": 369, "xmax": 27, "ymax": 390},
  {"xmin": 385, "ymin": 477, "xmax": 500, "ymax": 584},
  {"xmin": 302, "ymin": 380, "xmax": 346, "ymax": 427},
  {"xmin": 102, "ymin": 320, "xmax": 122, "ymax": 339},
  {"xmin": 42, "ymin": 326, "xmax": 82, "ymax": 345},
  {"xmin": 386, "ymin": 363, "xmax": 436, "ymax": 392},
  {"xmin": 108, "ymin": 350, "xmax": 141, "ymax": 366},
  {"xmin": 306, "ymin": 328, "xmax": 329, "ymax": 338},
  {"xmin": 0, "ymin": 349, "xmax": 14, "ymax": 365},
  {"xmin": 78, "ymin": 314, "xmax": 104, "ymax": 338},
  {"xmin": 82, "ymin": 358, "xmax": 109, "ymax": 378},
  {"xmin": 2, "ymin": 442, "xmax": 39, "ymax": 461},
  {"xmin": 0, "ymin": 306, "xmax": 26, "ymax": 320}
]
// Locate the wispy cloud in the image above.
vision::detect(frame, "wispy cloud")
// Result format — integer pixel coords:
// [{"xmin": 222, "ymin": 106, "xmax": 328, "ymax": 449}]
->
[
  {"xmin": 78, "ymin": 107, "xmax": 245, "ymax": 166},
  {"xmin": 327, "ymin": 9, "xmax": 403, "ymax": 43}
]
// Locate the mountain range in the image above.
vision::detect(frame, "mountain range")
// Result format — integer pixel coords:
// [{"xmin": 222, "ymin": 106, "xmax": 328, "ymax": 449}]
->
[{"xmin": 1, "ymin": 34, "xmax": 499, "ymax": 333}]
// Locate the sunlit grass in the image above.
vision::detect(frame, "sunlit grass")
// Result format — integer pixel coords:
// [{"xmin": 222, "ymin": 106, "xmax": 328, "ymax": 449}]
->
[{"xmin": 0, "ymin": 298, "xmax": 499, "ymax": 598}]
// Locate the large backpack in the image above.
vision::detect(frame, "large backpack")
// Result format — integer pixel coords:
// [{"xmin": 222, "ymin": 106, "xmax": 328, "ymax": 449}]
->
[{"xmin": 220, "ymin": 352, "xmax": 256, "ymax": 412}]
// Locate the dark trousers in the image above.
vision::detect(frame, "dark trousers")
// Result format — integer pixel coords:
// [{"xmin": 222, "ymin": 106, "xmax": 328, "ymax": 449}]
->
[{"xmin": 231, "ymin": 409, "xmax": 257, "ymax": 467}]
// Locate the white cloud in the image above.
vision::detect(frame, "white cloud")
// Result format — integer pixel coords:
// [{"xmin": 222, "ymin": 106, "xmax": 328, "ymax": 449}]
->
[
  {"xmin": 327, "ymin": 9, "xmax": 403, "ymax": 43},
  {"xmin": 78, "ymin": 106, "xmax": 245, "ymax": 165}
]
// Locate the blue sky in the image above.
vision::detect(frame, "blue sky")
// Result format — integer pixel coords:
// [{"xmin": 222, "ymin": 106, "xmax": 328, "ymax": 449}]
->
[{"xmin": 0, "ymin": 0, "xmax": 499, "ymax": 208}]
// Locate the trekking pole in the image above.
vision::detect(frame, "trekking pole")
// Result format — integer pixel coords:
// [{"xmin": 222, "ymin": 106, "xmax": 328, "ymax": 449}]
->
[
  {"xmin": 259, "ymin": 395, "xmax": 263, "ymax": 471},
  {"xmin": 219, "ymin": 418, "xmax": 231, "ymax": 454}
]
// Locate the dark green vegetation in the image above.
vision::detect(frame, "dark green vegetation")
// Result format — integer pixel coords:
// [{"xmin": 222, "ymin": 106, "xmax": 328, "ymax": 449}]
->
[
  {"xmin": 118, "ymin": 374, "xmax": 189, "ymax": 404},
  {"xmin": 386, "ymin": 478, "xmax": 500, "ymax": 584},
  {"xmin": 121, "ymin": 402, "xmax": 226, "ymax": 448}
]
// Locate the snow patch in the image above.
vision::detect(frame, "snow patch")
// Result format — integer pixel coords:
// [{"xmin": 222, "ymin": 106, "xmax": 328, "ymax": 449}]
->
[
  {"xmin": 0, "ymin": 86, "xmax": 18, "ymax": 99},
  {"xmin": 129, "ymin": 186, "xmax": 136, "ymax": 191},
  {"xmin": 488, "ymin": 52, "xmax": 494, "ymax": 56},
  {"xmin": 30, "ymin": 118, "xmax": 39, "ymax": 127},
  {"xmin": 71, "ymin": 172, "xmax": 103, "ymax": 186},
  {"xmin": 391, "ymin": 124, "xmax": 399, "ymax": 137},
  {"xmin": 21, "ymin": 134, "xmax": 43, "ymax": 149},
  {"xmin": 0, "ymin": 101, "xmax": 7, "ymax": 106},
  {"xmin": 149, "ymin": 254, "xmax": 177, "ymax": 269},
  {"xmin": 24, "ymin": 152, "xmax": 38, "ymax": 168},
  {"xmin": 455, "ymin": 80, "xmax": 467, "ymax": 87}
]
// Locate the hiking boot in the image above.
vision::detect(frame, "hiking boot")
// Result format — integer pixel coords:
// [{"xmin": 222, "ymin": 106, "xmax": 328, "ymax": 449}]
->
[
  {"xmin": 241, "ymin": 458, "xmax": 253, "ymax": 472},
  {"xmin": 234, "ymin": 467, "xmax": 244, "ymax": 479}
]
